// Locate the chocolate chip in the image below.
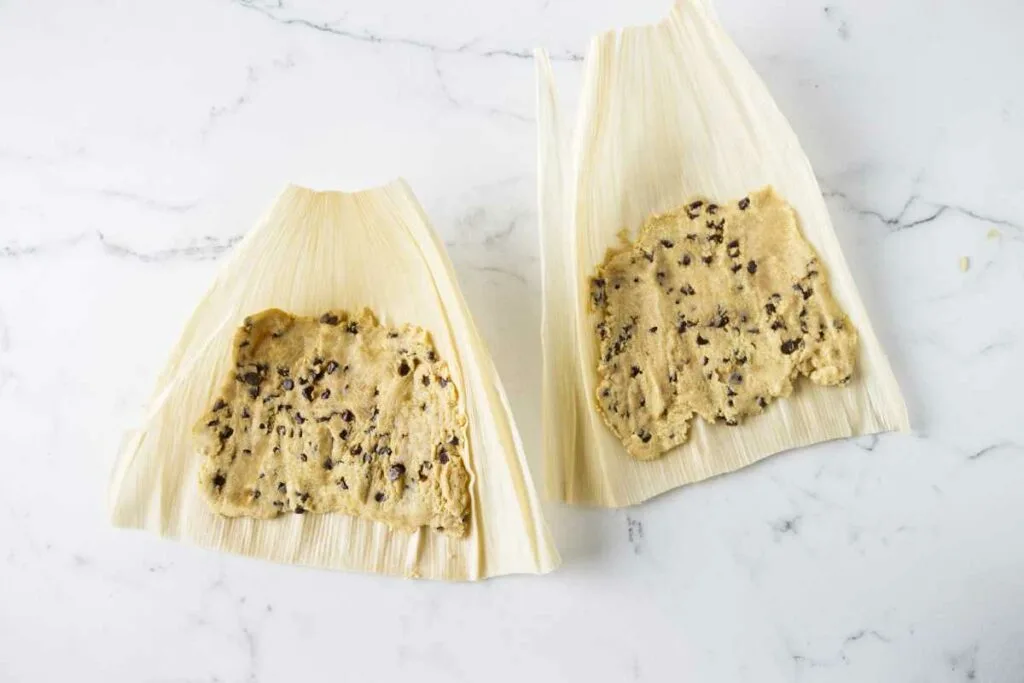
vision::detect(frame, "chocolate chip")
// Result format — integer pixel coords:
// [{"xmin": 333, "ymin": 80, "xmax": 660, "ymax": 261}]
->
[
  {"xmin": 765, "ymin": 302, "xmax": 776, "ymax": 315},
  {"xmin": 680, "ymin": 254, "xmax": 692, "ymax": 266},
  {"xmin": 295, "ymin": 412, "xmax": 305, "ymax": 424},
  {"xmin": 398, "ymin": 360, "xmax": 411, "ymax": 376},
  {"xmin": 238, "ymin": 341, "xmax": 250, "ymax": 348},
  {"xmin": 649, "ymin": 326, "xmax": 659, "ymax": 333},
  {"xmin": 302, "ymin": 386, "xmax": 314, "ymax": 401},
  {"xmin": 340, "ymin": 429, "xmax": 349, "ymax": 440},
  {"xmin": 449, "ymin": 435, "xmax": 460, "ymax": 446},
  {"xmin": 320, "ymin": 313, "xmax": 340, "ymax": 325},
  {"xmin": 345, "ymin": 322, "xmax": 359, "ymax": 334},
  {"xmin": 418, "ymin": 463, "xmax": 431, "ymax": 481},
  {"xmin": 321, "ymin": 389, "xmax": 331, "ymax": 400},
  {"xmin": 294, "ymin": 505, "xmax": 306, "ymax": 514},
  {"xmin": 642, "ymin": 250, "xmax": 654, "ymax": 263},
  {"xmin": 387, "ymin": 464, "xmax": 406, "ymax": 481},
  {"xmin": 660, "ymin": 239, "xmax": 674, "ymax": 248},
  {"xmin": 438, "ymin": 377, "xmax": 449, "ymax": 388},
  {"xmin": 689, "ymin": 200, "xmax": 703, "ymax": 210},
  {"xmin": 278, "ymin": 482, "xmax": 286, "ymax": 493},
  {"xmin": 758, "ymin": 397, "xmax": 768, "ymax": 408},
  {"xmin": 259, "ymin": 423, "xmax": 266, "ymax": 430},
  {"xmin": 702, "ymin": 357, "xmax": 709, "ymax": 366},
  {"xmin": 242, "ymin": 372, "xmax": 261, "ymax": 386},
  {"xmin": 374, "ymin": 492, "xmax": 385, "ymax": 503},
  {"xmin": 770, "ymin": 320, "xmax": 786, "ymax": 331},
  {"xmin": 350, "ymin": 444, "xmax": 362, "ymax": 456},
  {"xmin": 247, "ymin": 386, "xmax": 259, "ymax": 399},
  {"xmin": 422, "ymin": 374, "xmax": 430, "ymax": 386},
  {"xmin": 299, "ymin": 453, "xmax": 307, "ymax": 462},
  {"xmin": 326, "ymin": 361, "xmax": 338, "ymax": 374},
  {"xmin": 252, "ymin": 489, "xmax": 261, "ymax": 499},
  {"xmin": 702, "ymin": 255, "xmax": 713, "ymax": 265},
  {"xmin": 438, "ymin": 449, "xmax": 450, "ymax": 464},
  {"xmin": 696, "ymin": 335, "xmax": 709, "ymax": 346},
  {"xmin": 213, "ymin": 399, "xmax": 227, "ymax": 411},
  {"xmin": 242, "ymin": 449, "xmax": 251, "ymax": 455},
  {"xmin": 780, "ymin": 339, "xmax": 801, "ymax": 355},
  {"xmin": 729, "ymin": 372, "xmax": 743, "ymax": 384},
  {"xmin": 218, "ymin": 426, "xmax": 234, "ymax": 440},
  {"xmin": 206, "ymin": 419, "xmax": 220, "ymax": 428},
  {"xmin": 338, "ymin": 478, "xmax": 348, "ymax": 490},
  {"xmin": 212, "ymin": 473, "xmax": 226, "ymax": 489},
  {"xmin": 707, "ymin": 203, "xmax": 718, "ymax": 214},
  {"xmin": 637, "ymin": 429, "xmax": 653, "ymax": 443}
]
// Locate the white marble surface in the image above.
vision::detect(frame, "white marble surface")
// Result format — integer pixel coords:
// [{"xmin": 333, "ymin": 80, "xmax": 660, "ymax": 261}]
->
[{"xmin": 1, "ymin": 0, "xmax": 1022, "ymax": 680}]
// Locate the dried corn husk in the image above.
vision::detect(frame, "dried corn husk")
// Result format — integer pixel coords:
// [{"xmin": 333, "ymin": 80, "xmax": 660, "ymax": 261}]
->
[
  {"xmin": 535, "ymin": 0, "xmax": 910, "ymax": 507},
  {"xmin": 109, "ymin": 181, "xmax": 559, "ymax": 580}
]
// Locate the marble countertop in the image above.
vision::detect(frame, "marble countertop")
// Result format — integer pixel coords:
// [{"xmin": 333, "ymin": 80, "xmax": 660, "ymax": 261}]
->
[{"xmin": 2, "ymin": 0, "xmax": 1022, "ymax": 681}]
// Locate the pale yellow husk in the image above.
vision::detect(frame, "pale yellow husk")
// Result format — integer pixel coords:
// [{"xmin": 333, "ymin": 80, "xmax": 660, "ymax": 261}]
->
[
  {"xmin": 108, "ymin": 181, "xmax": 559, "ymax": 580},
  {"xmin": 535, "ymin": 0, "xmax": 910, "ymax": 507}
]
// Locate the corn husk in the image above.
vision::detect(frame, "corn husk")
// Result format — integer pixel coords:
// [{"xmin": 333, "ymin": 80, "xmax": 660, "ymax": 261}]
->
[
  {"xmin": 536, "ymin": 0, "xmax": 910, "ymax": 507},
  {"xmin": 108, "ymin": 181, "xmax": 559, "ymax": 580}
]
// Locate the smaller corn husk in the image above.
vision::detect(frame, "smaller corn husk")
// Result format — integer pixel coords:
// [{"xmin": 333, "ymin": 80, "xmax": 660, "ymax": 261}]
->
[
  {"xmin": 109, "ymin": 181, "xmax": 559, "ymax": 580},
  {"xmin": 536, "ymin": 0, "xmax": 910, "ymax": 507}
]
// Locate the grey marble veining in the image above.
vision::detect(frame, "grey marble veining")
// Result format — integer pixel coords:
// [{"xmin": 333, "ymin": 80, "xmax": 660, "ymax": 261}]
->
[{"xmin": 1, "ymin": 0, "xmax": 1022, "ymax": 681}]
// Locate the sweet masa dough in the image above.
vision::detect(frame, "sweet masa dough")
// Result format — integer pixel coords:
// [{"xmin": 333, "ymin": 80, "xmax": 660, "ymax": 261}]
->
[
  {"xmin": 193, "ymin": 308, "xmax": 471, "ymax": 536},
  {"xmin": 589, "ymin": 187, "xmax": 858, "ymax": 460}
]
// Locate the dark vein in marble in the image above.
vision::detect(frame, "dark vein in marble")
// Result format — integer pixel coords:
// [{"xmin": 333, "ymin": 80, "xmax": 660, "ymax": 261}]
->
[
  {"xmin": 626, "ymin": 515, "xmax": 643, "ymax": 554},
  {"xmin": 967, "ymin": 441, "xmax": 1021, "ymax": 461},
  {"xmin": 468, "ymin": 264, "xmax": 527, "ymax": 284},
  {"xmin": 233, "ymin": 0, "xmax": 583, "ymax": 62},
  {"xmin": 824, "ymin": 190, "xmax": 1023, "ymax": 235}
]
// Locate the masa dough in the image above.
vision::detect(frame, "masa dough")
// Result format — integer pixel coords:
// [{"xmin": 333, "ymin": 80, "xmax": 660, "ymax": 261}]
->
[
  {"xmin": 590, "ymin": 187, "xmax": 858, "ymax": 460},
  {"xmin": 193, "ymin": 308, "xmax": 471, "ymax": 536}
]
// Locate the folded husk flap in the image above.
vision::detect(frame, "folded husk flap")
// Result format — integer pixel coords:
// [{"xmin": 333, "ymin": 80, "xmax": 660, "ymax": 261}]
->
[
  {"xmin": 109, "ymin": 180, "xmax": 559, "ymax": 580},
  {"xmin": 536, "ymin": 0, "xmax": 909, "ymax": 507}
]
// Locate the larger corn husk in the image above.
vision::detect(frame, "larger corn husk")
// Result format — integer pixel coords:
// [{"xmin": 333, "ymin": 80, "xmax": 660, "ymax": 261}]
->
[
  {"xmin": 536, "ymin": 0, "xmax": 909, "ymax": 507},
  {"xmin": 109, "ymin": 181, "xmax": 559, "ymax": 580}
]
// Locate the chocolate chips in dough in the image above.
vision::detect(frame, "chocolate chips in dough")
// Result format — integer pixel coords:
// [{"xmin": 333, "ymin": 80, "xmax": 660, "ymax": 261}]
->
[
  {"xmin": 193, "ymin": 308, "xmax": 471, "ymax": 536},
  {"xmin": 590, "ymin": 187, "xmax": 858, "ymax": 460}
]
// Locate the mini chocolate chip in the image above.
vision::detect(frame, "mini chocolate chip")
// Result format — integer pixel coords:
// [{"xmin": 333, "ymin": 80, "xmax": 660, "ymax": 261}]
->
[
  {"xmin": 238, "ymin": 340, "xmax": 251, "ymax": 348},
  {"xmin": 248, "ymin": 386, "xmax": 259, "ymax": 399},
  {"xmin": 322, "ymin": 458, "xmax": 333, "ymax": 470},
  {"xmin": 212, "ymin": 473, "xmax": 226, "ymax": 489},
  {"xmin": 338, "ymin": 477, "xmax": 348, "ymax": 490},
  {"xmin": 294, "ymin": 505, "xmax": 306, "ymax": 514},
  {"xmin": 747, "ymin": 260, "xmax": 757, "ymax": 274},
  {"xmin": 637, "ymin": 429, "xmax": 653, "ymax": 443},
  {"xmin": 649, "ymin": 326, "xmax": 659, "ymax": 333},
  {"xmin": 696, "ymin": 335, "xmax": 709, "ymax": 346},
  {"xmin": 339, "ymin": 429, "xmax": 349, "ymax": 440},
  {"xmin": 213, "ymin": 399, "xmax": 227, "ymax": 411},
  {"xmin": 780, "ymin": 339, "xmax": 801, "ymax": 355},
  {"xmin": 729, "ymin": 372, "xmax": 743, "ymax": 384},
  {"xmin": 242, "ymin": 372, "xmax": 261, "ymax": 386},
  {"xmin": 277, "ymin": 425, "xmax": 286, "ymax": 436},
  {"xmin": 629, "ymin": 365, "xmax": 642, "ymax": 378},
  {"xmin": 660, "ymin": 239, "xmax": 674, "ymax": 248},
  {"xmin": 321, "ymin": 389, "xmax": 331, "ymax": 400},
  {"xmin": 642, "ymin": 250, "xmax": 654, "ymax": 263},
  {"xmin": 320, "ymin": 313, "xmax": 340, "ymax": 325},
  {"xmin": 770, "ymin": 320, "xmax": 786, "ymax": 331},
  {"xmin": 302, "ymin": 386, "xmax": 314, "ymax": 401},
  {"xmin": 702, "ymin": 356, "xmax": 709, "ymax": 366},
  {"xmin": 350, "ymin": 444, "xmax": 362, "ymax": 456},
  {"xmin": 707, "ymin": 203, "xmax": 718, "ymax": 214},
  {"xmin": 387, "ymin": 464, "xmax": 406, "ymax": 481},
  {"xmin": 218, "ymin": 426, "xmax": 234, "ymax": 440},
  {"xmin": 421, "ymin": 374, "xmax": 430, "ymax": 386},
  {"xmin": 299, "ymin": 453, "xmax": 307, "ymax": 462},
  {"xmin": 702, "ymin": 255, "xmax": 713, "ymax": 265},
  {"xmin": 259, "ymin": 423, "xmax": 266, "ymax": 430},
  {"xmin": 242, "ymin": 449, "xmax": 252, "ymax": 455},
  {"xmin": 252, "ymin": 489, "xmax": 261, "ymax": 499},
  {"xmin": 374, "ymin": 492, "xmax": 385, "ymax": 503},
  {"xmin": 206, "ymin": 419, "xmax": 219, "ymax": 428},
  {"xmin": 449, "ymin": 435, "xmax": 460, "ymax": 446},
  {"xmin": 738, "ymin": 197, "xmax": 750, "ymax": 210},
  {"xmin": 681, "ymin": 254, "xmax": 692, "ymax": 266},
  {"xmin": 438, "ymin": 377, "xmax": 449, "ymax": 388},
  {"xmin": 758, "ymin": 397, "xmax": 768, "ymax": 408},
  {"xmin": 689, "ymin": 200, "xmax": 703, "ymax": 210},
  {"xmin": 398, "ymin": 360, "xmax": 411, "ymax": 376},
  {"xmin": 341, "ymin": 409, "xmax": 354, "ymax": 422},
  {"xmin": 277, "ymin": 482, "xmax": 286, "ymax": 493},
  {"xmin": 731, "ymin": 263, "xmax": 743, "ymax": 273},
  {"xmin": 438, "ymin": 449, "xmax": 450, "ymax": 464}
]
